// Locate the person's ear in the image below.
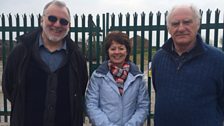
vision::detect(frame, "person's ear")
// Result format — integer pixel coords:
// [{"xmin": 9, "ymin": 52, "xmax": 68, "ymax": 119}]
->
[
  {"xmin": 40, "ymin": 16, "xmax": 44, "ymax": 27},
  {"xmin": 167, "ymin": 26, "xmax": 171, "ymax": 34}
]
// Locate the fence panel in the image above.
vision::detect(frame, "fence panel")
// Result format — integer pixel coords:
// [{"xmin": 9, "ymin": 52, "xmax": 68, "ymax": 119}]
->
[{"xmin": 0, "ymin": 10, "xmax": 223, "ymax": 126}]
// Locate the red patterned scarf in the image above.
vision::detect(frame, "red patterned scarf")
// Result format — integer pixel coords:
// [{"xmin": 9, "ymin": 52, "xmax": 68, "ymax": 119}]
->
[{"xmin": 108, "ymin": 61, "xmax": 130, "ymax": 96}]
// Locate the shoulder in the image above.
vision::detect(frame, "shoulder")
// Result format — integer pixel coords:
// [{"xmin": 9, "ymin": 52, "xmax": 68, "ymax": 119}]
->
[
  {"xmin": 128, "ymin": 61, "xmax": 143, "ymax": 76},
  {"xmin": 67, "ymin": 39, "xmax": 87, "ymax": 62},
  {"xmin": 17, "ymin": 28, "xmax": 41, "ymax": 46},
  {"xmin": 8, "ymin": 41, "xmax": 28, "ymax": 62},
  {"xmin": 95, "ymin": 61, "xmax": 109, "ymax": 75},
  {"xmin": 195, "ymin": 34, "xmax": 224, "ymax": 60},
  {"xmin": 203, "ymin": 43, "xmax": 224, "ymax": 60},
  {"xmin": 152, "ymin": 48, "xmax": 166, "ymax": 64}
]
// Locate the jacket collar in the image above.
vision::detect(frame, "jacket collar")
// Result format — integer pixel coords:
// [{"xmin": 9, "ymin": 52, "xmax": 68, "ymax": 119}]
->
[
  {"xmin": 96, "ymin": 60, "xmax": 143, "ymax": 95},
  {"xmin": 162, "ymin": 34, "xmax": 206, "ymax": 58}
]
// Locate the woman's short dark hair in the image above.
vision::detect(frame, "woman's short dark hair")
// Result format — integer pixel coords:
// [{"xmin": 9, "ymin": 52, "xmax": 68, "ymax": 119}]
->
[{"xmin": 104, "ymin": 31, "xmax": 131, "ymax": 61}]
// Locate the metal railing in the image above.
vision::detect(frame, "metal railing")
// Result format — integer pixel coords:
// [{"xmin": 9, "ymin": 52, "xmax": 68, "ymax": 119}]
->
[{"xmin": 0, "ymin": 9, "xmax": 223, "ymax": 125}]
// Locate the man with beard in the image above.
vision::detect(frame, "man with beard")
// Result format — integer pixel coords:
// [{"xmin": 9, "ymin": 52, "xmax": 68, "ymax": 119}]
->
[{"xmin": 2, "ymin": 1, "xmax": 88, "ymax": 126}]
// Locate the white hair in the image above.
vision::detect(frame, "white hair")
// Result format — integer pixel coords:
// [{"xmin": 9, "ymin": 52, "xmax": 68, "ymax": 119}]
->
[{"xmin": 166, "ymin": 4, "xmax": 201, "ymax": 29}]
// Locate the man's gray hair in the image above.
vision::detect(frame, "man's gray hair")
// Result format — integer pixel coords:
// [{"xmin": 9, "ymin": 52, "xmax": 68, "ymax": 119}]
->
[
  {"xmin": 166, "ymin": 4, "xmax": 201, "ymax": 28},
  {"xmin": 42, "ymin": 0, "xmax": 70, "ymax": 19}
]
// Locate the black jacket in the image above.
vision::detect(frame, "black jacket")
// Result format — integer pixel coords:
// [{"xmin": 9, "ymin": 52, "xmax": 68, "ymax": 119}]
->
[{"xmin": 2, "ymin": 28, "xmax": 88, "ymax": 126}]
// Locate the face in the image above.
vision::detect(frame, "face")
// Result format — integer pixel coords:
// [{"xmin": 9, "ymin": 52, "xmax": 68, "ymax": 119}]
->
[
  {"xmin": 108, "ymin": 41, "xmax": 128, "ymax": 67},
  {"xmin": 168, "ymin": 7, "xmax": 199, "ymax": 48},
  {"xmin": 41, "ymin": 4, "xmax": 70, "ymax": 43}
]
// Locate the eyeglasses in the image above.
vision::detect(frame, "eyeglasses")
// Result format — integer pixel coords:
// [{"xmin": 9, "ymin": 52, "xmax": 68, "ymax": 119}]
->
[{"xmin": 47, "ymin": 15, "xmax": 69, "ymax": 26}]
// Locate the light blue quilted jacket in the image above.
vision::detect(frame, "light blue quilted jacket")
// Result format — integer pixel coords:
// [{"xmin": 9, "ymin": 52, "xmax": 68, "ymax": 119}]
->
[{"xmin": 85, "ymin": 61, "xmax": 149, "ymax": 126}]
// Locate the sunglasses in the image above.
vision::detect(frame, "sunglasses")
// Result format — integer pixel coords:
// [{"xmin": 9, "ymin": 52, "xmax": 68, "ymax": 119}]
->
[{"xmin": 47, "ymin": 15, "xmax": 69, "ymax": 26}]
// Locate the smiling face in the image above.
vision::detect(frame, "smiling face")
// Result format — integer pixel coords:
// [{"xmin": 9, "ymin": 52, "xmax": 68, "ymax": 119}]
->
[
  {"xmin": 167, "ymin": 6, "xmax": 200, "ymax": 52},
  {"xmin": 41, "ymin": 4, "xmax": 70, "ymax": 44},
  {"xmin": 108, "ymin": 41, "xmax": 128, "ymax": 67}
]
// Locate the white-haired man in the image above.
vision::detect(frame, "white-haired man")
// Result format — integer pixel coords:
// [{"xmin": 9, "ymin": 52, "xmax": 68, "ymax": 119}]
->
[{"xmin": 152, "ymin": 4, "xmax": 224, "ymax": 126}]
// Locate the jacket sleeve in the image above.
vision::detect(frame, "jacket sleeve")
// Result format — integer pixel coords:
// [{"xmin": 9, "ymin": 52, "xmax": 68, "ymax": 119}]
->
[
  {"xmin": 151, "ymin": 54, "xmax": 157, "ymax": 92},
  {"xmin": 125, "ymin": 77, "xmax": 150, "ymax": 126},
  {"xmin": 85, "ymin": 72, "xmax": 118, "ymax": 126},
  {"xmin": 2, "ymin": 47, "xmax": 19, "ymax": 103},
  {"xmin": 219, "ymin": 70, "xmax": 224, "ymax": 115},
  {"xmin": 81, "ymin": 57, "xmax": 88, "ymax": 96}
]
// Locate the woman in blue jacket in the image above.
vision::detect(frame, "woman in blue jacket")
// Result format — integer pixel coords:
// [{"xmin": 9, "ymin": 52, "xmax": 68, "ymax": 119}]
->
[{"xmin": 85, "ymin": 31, "xmax": 149, "ymax": 126}]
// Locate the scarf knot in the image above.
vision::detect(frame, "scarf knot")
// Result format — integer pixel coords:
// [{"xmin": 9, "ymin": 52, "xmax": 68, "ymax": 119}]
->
[{"xmin": 108, "ymin": 61, "xmax": 130, "ymax": 96}]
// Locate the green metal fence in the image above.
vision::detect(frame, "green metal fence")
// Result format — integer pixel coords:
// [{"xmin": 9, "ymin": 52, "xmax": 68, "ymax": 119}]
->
[{"xmin": 0, "ymin": 9, "xmax": 223, "ymax": 125}]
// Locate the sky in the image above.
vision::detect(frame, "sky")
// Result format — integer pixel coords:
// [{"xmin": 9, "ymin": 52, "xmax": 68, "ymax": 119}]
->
[
  {"xmin": 0, "ymin": 0, "xmax": 223, "ymax": 44},
  {"xmin": 0, "ymin": 0, "xmax": 223, "ymax": 16}
]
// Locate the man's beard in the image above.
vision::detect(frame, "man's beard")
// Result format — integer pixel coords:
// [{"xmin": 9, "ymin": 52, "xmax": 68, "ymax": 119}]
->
[{"xmin": 43, "ymin": 26, "xmax": 69, "ymax": 42}]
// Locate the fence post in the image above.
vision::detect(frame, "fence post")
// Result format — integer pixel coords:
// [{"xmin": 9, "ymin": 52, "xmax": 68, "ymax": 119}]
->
[
  {"xmin": 205, "ymin": 9, "xmax": 211, "ymax": 44},
  {"xmin": 214, "ymin": 9, "xmax": 220, "ymax": 47}
]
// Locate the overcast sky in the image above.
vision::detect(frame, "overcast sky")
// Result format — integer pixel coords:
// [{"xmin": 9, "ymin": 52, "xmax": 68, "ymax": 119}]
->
[
  {"xmin": 0, "ymin": 0, "xmax": 223, "ymax": 44},
  {"xmin": 1, "ymin": 0, "xmax": 223, "ymax": 16}
]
